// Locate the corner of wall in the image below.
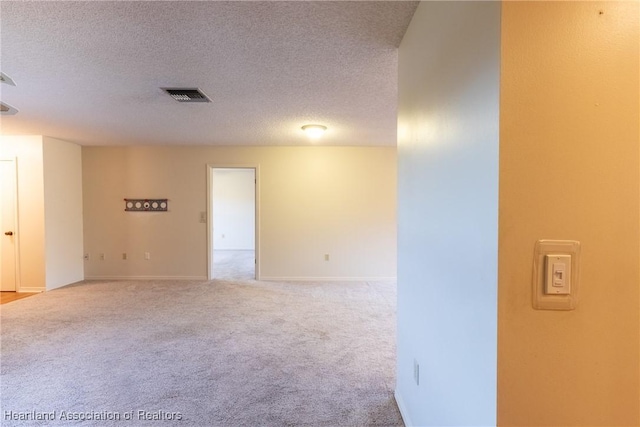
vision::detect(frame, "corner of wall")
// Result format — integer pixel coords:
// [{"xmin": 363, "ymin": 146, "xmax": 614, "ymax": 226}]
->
[
  {"xmin": 43, "ymin": 137, "xmax": 85, "ymax": 290},
  {"xmin": 396, "ymin": 1, "xmax": 501, "ymax": 425}
]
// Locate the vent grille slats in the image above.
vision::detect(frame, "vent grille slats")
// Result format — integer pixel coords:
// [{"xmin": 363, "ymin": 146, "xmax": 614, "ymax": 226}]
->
[{"xmin": 162, "ymin": 88, "xmax": 211, "ymax": 103}]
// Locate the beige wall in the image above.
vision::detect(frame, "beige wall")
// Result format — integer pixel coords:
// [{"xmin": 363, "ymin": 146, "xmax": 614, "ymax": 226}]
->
[
  {"xmin": 498, "ymin": 2, "xmax": 640, "ymax": 426},
  {"xmin": 0, "ymin": 135, "xmax": 46, "ymax": 291},
  {"xmin": 82, "ymin": 146, "xmax": 396, "ymax": 280},
  {"xmin": 43, "ymin": 136, "xmax": 84, "ymax": 290},
  {"xmin": 0, "ymin": 135, "xmax": 85, "ymax": 291}
]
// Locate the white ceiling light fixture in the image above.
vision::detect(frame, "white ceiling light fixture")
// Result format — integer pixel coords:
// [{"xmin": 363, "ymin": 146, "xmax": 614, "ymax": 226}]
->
[
  {"xmin": 0, "ymin": 72, "xmax": 16, "ymax": 86},
  {"xmin": 0, "ymin": 102, "xmax": 19, "ymax": 115},
  {"xmin": 301, "ymin": 124, "xmax": 327, "ymax": 139},
  {"xmin": 1, "ymin": 72, "xmax": 18, "ymax": 115}
]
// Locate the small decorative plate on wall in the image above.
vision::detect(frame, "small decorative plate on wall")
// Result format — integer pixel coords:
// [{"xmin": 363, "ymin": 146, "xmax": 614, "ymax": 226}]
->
[{"xmin": 124, "ymin": 199, "xmax": 168, "ymax": 212}]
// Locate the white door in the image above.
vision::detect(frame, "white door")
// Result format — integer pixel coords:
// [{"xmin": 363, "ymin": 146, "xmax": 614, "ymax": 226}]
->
[{"xmin": 1, "ymin": 159, "xmax": 17, "ymax": 291}]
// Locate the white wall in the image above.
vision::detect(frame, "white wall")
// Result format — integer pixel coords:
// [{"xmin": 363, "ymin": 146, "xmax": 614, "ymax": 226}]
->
[
  {"xmin": 43, "ymin": 136, "xmax": 84, "ymax": 290},
  {"xmin": 212, "ymin": 168, "xmax": 255, "ymax": 250},
  {"xmin": 396, "ymin": 2, "xmax": 500, "ymax": 426},
  {"xmin": 82, "ymin": 146, "xmax": 396, "ymax": 281},
  {"xmin": 0, "ymin": 135, "xmax": 46, "ymax": 291}
]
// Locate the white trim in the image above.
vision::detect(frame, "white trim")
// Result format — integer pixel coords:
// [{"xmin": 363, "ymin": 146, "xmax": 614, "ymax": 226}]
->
[
  {"xmin": 207, "ymin": 164, "xmax": 260, "ymax": 281},
  {"xmin": 16, "ymin": 287, "xmax": 44, "ymax": 293},
  {"xmin": 207, "ymin": 165, "xmax": 213, "ymax": 280},
  {"xmin": 84, "ymin": 276, "xmax": 208, "ymax": 281},
  {"xmin": 84, "ymin": 276, "xmax": 396, "ymax": 282},
  {"xmin": 259, "ymin": 276, "xmax": 397, "ymax": 282},
  {"xmin": 394, "ymin": 389, "xmax": 414, "ymax": 427}
]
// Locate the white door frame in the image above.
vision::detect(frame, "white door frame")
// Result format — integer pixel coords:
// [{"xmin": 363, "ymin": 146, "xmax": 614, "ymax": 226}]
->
[
  {"xmin": 0, "ymin": 158, "xmax": 21, "ymax": 292},
  {"xmin": 206, "ymin": 164, "xmax": 260, "ymax": 280}
]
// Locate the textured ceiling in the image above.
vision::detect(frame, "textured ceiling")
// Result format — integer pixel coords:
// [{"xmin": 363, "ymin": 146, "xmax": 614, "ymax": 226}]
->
[{"xmin": 0, "ymin": 1, "xmax": 418, "ymax": 146}]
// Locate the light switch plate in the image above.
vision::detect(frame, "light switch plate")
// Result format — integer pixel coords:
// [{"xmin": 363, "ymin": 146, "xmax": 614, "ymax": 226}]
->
[
  {"xmin": 532, "ymin": 240, "xmax": 580, "ymax": 310},
  {"xmin": 545, "ymin": 254, "xmax": 571, "ymax": 295}
]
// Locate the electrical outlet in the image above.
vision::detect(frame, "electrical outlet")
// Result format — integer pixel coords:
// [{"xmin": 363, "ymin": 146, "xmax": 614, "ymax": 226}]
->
[
  {"xmin": 324, "ymin": 254, "xmax": 330, "ymax": 261},
  {"xmin": 199, "ymin": 212, "xmax": 207, "ymax": 223},
  {"xmin": 100, "ymin": 253, "xmax": 105, "ymax": 261},
  {"xmin": 122, "ymin": 253, "xmax": 127, "ymax": 260},
  {"xmin": 413, "ymin": 359, "xmax": 420, "ymax": 386},
  {"xmin": 144, "ymin": 252, "xmax": 151, "ymax": 260},
  {"xmin": 84, "ymin": 253, "xmax": 90, "ymax": 261}
]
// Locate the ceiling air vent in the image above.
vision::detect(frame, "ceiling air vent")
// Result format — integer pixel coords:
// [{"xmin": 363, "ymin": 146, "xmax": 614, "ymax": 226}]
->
[{"xmin": 162, "ymin": 88, "xmax": 211, "ymax": 103}]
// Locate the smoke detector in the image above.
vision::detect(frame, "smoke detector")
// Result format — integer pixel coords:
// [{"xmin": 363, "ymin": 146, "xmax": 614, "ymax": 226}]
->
[{"xmin": 162, "ymin": 88, "xmax": 211, "ymax": 103}]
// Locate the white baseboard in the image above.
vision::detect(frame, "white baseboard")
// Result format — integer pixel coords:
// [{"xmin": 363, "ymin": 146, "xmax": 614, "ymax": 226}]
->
[
  {"xmin": 84, "ymin": 275, "xmax": 395, "ymax": 282},
  {"xmin": 84, "ymin": 276, "xmax": 208, "ymax": 281},
  {"xmin": 394, "ymin": 389, "xmax": 414, "ymax": 427},
  {"xmin": 16, "ymin": 287, "xmax": 45, "ymax": 293},
  {"xmin": 259, "ymin": 276, "xmax": 397, "ymax": 282}
]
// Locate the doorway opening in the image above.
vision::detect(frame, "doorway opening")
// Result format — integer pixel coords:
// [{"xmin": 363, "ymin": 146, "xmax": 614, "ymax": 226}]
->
[{"xmin": 207, "ymin": 166, "xmax": 258, "ymax": 281}]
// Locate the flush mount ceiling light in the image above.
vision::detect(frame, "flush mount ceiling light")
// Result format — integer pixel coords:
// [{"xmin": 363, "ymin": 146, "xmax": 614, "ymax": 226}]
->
[
  {"xmin": 301, "ymin": 124, "xmax": 327, "ymax": 139},
  {"xmin": 0, "ymin": 102, "xmax": 18, "ymax": 115},
  {"xmin": 1, "ymin": 73, "xmax": 18, "ymax": 115},
  {"xmin": 162, "ymin": 88, "xmax": 211, "ymax": 103},
  {"xmin": 0, "ymin": 72, "xmax": 16, "ymax": 86}
]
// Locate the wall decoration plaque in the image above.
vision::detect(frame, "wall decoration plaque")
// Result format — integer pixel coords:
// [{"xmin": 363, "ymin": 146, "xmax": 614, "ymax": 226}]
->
[{"xmin": 124, "ymin": 199, "xmax": 168, "ymax": 212}]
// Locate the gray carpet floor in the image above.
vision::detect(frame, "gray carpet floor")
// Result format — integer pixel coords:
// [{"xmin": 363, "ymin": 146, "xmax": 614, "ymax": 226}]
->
[
  {"xmin": 213, "ymin": 250, "xmax": 255, "ymax": 281},
  {"xmin": 0, "ymin": 278, "xmax": 402, "ymax": 426}
]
